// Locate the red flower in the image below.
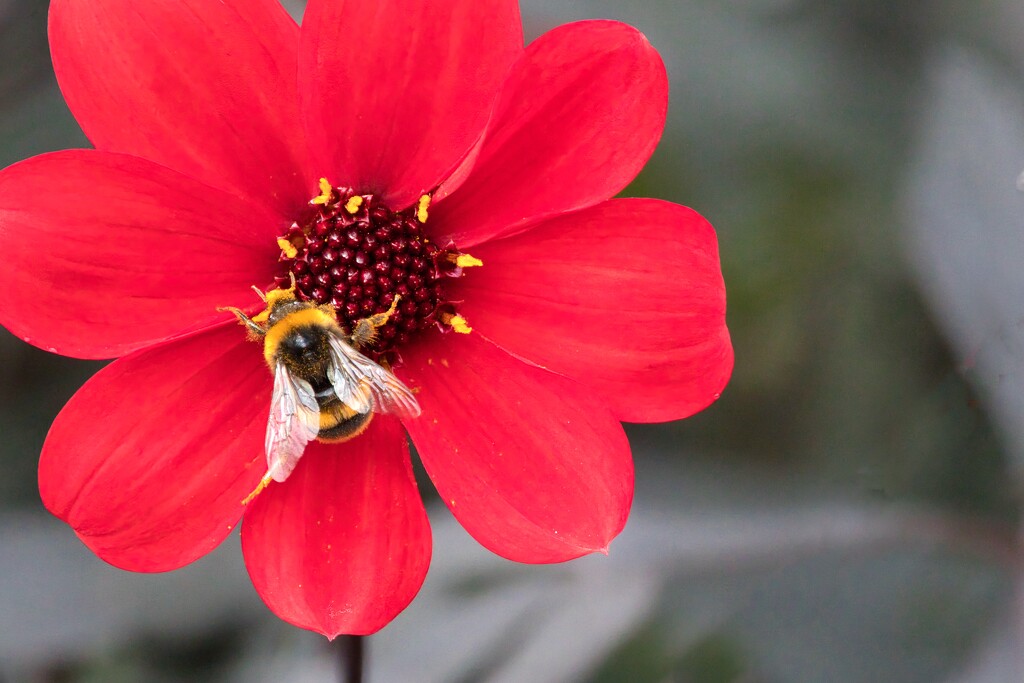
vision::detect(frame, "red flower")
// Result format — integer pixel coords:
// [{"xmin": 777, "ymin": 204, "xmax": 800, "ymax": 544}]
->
[{"xmin": 0, "ymin": 0, "xmax": 732, "ymax": 637}]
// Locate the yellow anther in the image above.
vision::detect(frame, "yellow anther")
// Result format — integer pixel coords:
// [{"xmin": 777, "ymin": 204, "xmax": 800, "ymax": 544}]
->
[
  {"xmin": 440, "ymin": 313, "xmax": 472, "ymax": 334},
  {"xmin": 276, "ymin": 238, "xmax": 298, "ymax": 259},
  {"xmin": 447, "ymin": 253, "xmax": 483, "ymax": 268},
  {"xmin": 344, "ymin": 195, "xmax": 364, "ymax": 214},
  {"xmin": 311, "ymin": 177, "xmax": 334, "ymax": 205},
  {"xmin": 416, "ymin": 194, "xmax": 431, "ymax": 223},
  {"xmin": 242, "ymin": 473, "xmax": 273, "ymax": 505}
]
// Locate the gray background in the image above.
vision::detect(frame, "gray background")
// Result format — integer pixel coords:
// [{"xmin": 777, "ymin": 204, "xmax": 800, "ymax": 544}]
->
[{"xmin": 2, "ymin": 0, "xmax": 1023, "ymax": 681}]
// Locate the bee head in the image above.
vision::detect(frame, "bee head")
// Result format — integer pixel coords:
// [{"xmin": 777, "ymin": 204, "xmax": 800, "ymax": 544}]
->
[{"xmin": 253, "ymin": 275, "xmax": 305, "ymax": 327}]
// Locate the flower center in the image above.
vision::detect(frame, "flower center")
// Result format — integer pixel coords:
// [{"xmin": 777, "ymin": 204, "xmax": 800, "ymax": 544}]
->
[{"xmin": 272, "ymin": 180, "xmax": 476, "ymax": 358}]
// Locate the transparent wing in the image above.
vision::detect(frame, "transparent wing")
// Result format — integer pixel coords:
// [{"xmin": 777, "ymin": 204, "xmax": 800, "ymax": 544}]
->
[
  {"xmin": 326, "ymin": 332, "xmax": 422, "ymax": 419},
  {"xmin": 265, "ymin": 361, "xmax": 321, "ymax": 483}
]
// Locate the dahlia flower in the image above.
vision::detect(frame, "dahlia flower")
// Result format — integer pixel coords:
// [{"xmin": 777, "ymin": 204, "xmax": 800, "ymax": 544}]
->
[{"xmin": 0, "ymin": 0, "xmax": 733, "ymax": 637}]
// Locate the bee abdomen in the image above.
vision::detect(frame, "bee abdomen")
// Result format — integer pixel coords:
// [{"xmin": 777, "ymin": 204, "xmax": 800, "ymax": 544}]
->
[{"xmin": 317, "ymin": 399, "xmax": 373, "ymax": 443}]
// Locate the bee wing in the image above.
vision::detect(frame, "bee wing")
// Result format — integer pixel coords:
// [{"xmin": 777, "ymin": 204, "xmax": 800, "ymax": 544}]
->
[
  {"xmin": 265, "ymin": 361, "xmax": 321, "ymax": 483},
  {"xmin": 326, "ymin": 332, "xmax": 422, "ymax": 419}
]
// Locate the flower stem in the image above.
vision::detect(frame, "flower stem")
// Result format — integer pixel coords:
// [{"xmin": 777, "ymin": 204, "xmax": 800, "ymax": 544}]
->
[{"xmin": 337, "ymin": 635, "xmax": 365, "ymax": 683}]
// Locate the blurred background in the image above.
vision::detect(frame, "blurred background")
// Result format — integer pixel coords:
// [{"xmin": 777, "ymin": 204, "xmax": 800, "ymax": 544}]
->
[{"xmin": 3, "ymin": 0, "xmax": 1024, "ymax": 681}]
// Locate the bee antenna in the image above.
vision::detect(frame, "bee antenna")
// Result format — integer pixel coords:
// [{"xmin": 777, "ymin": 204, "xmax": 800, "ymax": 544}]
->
[{"xmin": 251, "ymin": 285, "xmax": 268, "ymax": 302}]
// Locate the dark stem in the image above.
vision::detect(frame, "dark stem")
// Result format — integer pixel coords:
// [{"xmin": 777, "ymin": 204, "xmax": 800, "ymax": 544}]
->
[{"xmin": 337, "ymin": 635, "xmax": 365, "ymax": 683}]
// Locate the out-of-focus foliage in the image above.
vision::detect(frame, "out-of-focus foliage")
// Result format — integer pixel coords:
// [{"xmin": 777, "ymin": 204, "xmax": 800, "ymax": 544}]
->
[{"xmin": 2, "ymin": 0, "xmax": 1022, "ymax": 681}]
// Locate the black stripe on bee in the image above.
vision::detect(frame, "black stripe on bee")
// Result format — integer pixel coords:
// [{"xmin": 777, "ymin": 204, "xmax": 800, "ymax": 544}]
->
[{"xmin": 316, "ymin": 397, "xmax": 374, "ymax": 443}]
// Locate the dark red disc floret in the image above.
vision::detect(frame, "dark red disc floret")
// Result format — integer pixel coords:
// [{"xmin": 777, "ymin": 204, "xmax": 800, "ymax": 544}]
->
[{"xmin": 274, "ymin": 186, "xmax": 461, "ymax": 358}]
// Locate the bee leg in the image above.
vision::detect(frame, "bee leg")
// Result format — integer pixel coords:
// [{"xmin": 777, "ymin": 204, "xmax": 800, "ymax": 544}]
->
[
  {"xmin": 349, "ymin": 295, "xmax": 401, "ymax": 348},
  {"xmin": 242, "ymin": 472, "xmax": 274, "ymax": 505},
  {"xmin": 219, "ymin": 306, "xmax": 266, "ymax": 337}
]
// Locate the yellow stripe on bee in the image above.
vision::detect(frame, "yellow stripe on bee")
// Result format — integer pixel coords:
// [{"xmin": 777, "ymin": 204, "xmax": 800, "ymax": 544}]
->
[
  {"xmin": 319, "ymin": 402, "xmax": 360, "ymax": 429},
  {"xmin": 317, "ymin": 411, "xmax": 374, "ymax": 443},
  {"xmin": 262, "ymin": 307, "xmax": 337, "ymax": 365}
]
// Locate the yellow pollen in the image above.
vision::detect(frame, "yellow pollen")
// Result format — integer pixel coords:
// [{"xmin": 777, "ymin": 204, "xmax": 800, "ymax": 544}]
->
[
  {"xmin": 416, "ymin": 194, "xmax": 431, "ymax": 223},
  {"xmin": 447, "ymin": 253, "xmax": 483, "ymax": 268},
  {"xmin": 253, "ymin": 274, "xmax": 297, "ymax": 324},
  {"xmin": 344, "ymin": 195, "xmax": 364, "ymax": 214},
  {"xmin": 311, "ymin": 177, "xmax": 334, "ymax": 205},
  {"xmin": 276, "ymin": 237, "xmax": 298, "ymax": 259},
  {"xmin": 440, "ymin": 312, "xmax": 472, "ymax": 334}
]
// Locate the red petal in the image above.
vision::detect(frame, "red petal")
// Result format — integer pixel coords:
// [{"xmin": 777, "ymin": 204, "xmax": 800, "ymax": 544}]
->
[
  {"xmin": 39, "ymin": 324, "xmax": 270, "ymax": 572},
  {"xmin": 453, "ymin": 199, "xmax": 733, "ymax": 423},
  {"xmin": 49, "ymin": 0, "xmax": 310, "ymax": 217},
  {"xmin": 399, "ymin": 331, "xmax": 633, "ymax": 563},
  {"xmin": 0, "ymin": 150, "xmax": 281, "ymax": 359},
  {"xmin": 299, "ymin": 0, "xmax": 523, "ymax": 210},
  {"xmin": 432, "ymin": 20, "xmax": 668, "ymax": 247},
  {"xmin": 241, "ymin": 419, "xmax": 430, "ymax": 638}
]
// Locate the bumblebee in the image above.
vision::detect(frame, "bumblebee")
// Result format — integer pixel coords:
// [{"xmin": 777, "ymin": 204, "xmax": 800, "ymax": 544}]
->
[{"xmin": 222, "ymin": 278, "xmax": 420, "ymax": 502}]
